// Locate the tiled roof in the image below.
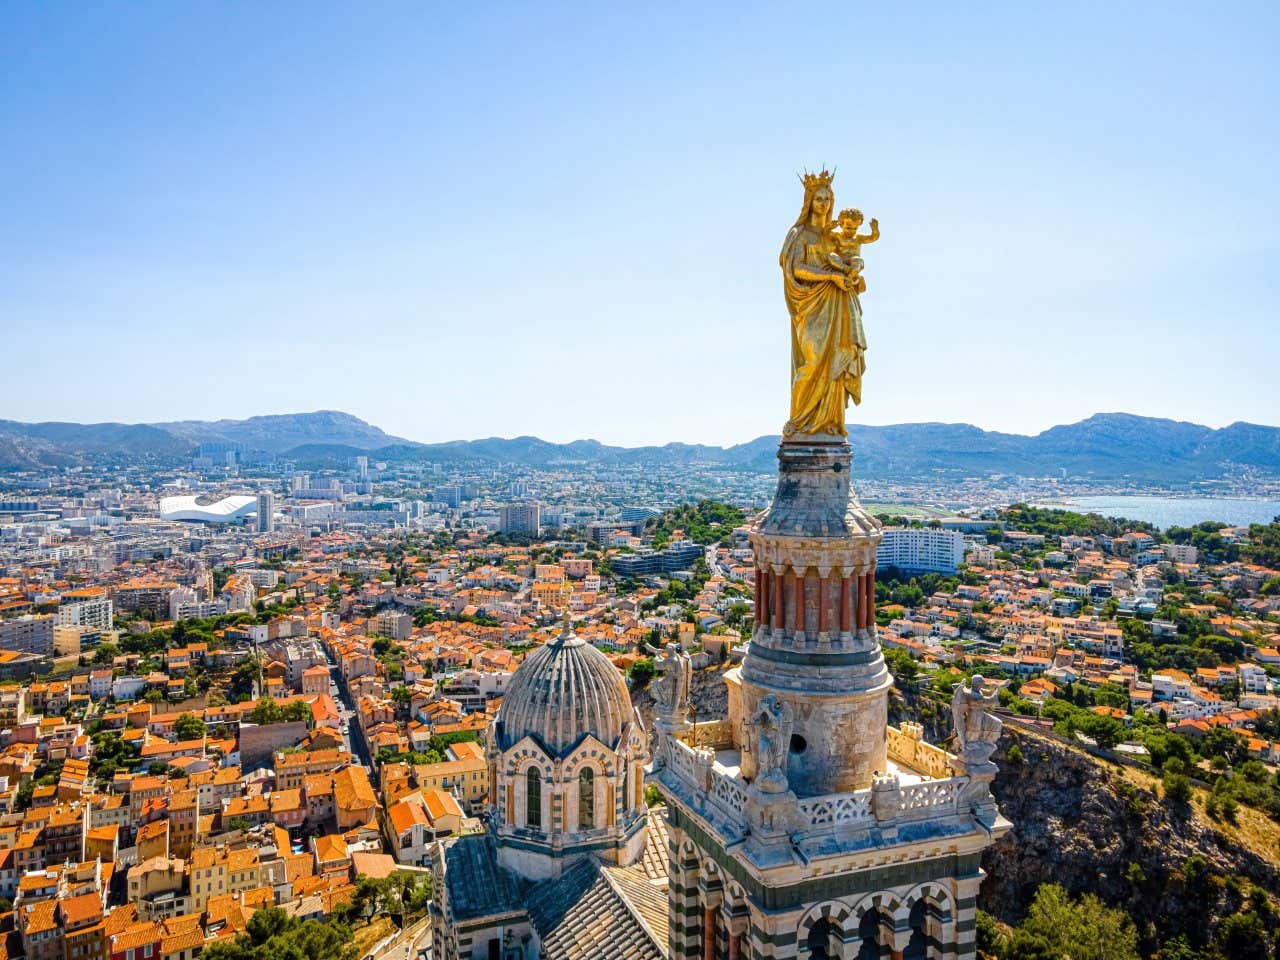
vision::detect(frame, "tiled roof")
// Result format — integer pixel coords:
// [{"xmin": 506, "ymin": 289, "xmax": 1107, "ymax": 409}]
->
[
  {"xmin": 603, "ymin": 866, "xmax": 669, "ymax": 956},
  {"xmin": 635, "ymin": 807, "xmax": 669, "ymax": 883},
  {"xmin": 442, "ymin": 835, "xmax": 522, "ymax": 922},
  {"xmin": 529, "ymin": 857, "xmax": 663, "ymax": 960}
]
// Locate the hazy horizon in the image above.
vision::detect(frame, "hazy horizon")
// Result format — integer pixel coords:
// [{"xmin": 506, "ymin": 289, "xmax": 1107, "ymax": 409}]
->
[
  {"xmin": 3, "ymin": 4, "xmax": 1277, "ymax": 445},
  {"xmin": 3, "ymin": 407, "xmax": 1274, "ymax": 450}
]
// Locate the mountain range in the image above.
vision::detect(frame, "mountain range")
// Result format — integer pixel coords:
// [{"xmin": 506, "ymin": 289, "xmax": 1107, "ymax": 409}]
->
[{"xmin": 1, "ymin": 410, "xmax": 1278, "ymax": 484}]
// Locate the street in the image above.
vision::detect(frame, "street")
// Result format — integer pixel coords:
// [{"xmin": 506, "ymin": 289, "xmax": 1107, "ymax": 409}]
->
[{"xmin": 325, "ymin": 647, "xmax": 373, "ymax": 768}]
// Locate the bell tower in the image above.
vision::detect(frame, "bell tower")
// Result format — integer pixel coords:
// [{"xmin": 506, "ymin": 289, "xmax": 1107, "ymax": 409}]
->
[
  {"xmin": 649, "ymin": 173, "xmax": 1010, "ymax": 960},
  {"xmin": 739, "ymin": 437, "xmax": 888, "ymax": 797}
]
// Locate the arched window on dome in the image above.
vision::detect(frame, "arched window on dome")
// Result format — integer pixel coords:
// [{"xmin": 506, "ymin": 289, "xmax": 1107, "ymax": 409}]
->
[
  {"xmin": 526, "ymin": 768, "xmax": 541, "ymax": 829},
  {"xmin": 578, "ymin": 768, "xmax": 595, "ymax": 830}
]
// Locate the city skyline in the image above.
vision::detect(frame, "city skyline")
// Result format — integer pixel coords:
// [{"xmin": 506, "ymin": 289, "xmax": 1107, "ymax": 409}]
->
[{"xmin": 3, "ymin": 3, "xmax": 1278, "ymax": 446}]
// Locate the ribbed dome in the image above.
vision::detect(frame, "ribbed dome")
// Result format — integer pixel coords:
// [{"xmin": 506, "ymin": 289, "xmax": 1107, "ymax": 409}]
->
[{"xmin": 496, "ymin": 626, "xmax": 633, "ymax": 755}]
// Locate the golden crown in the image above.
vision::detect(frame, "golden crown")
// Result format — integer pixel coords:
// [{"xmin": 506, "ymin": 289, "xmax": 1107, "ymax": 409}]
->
[{"xmin": 799, "ymin": 168, "xmax": 835, "ymax": 191}]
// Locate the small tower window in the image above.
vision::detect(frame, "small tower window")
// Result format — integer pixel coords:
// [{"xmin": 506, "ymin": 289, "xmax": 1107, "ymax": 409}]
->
[
  {"xmin": 579, "ymin": 768, "xmax": 595, "ymax": 829},
  {"xmin": 526, "ymin": 768, "xmax": 541, "ymax": 829}
]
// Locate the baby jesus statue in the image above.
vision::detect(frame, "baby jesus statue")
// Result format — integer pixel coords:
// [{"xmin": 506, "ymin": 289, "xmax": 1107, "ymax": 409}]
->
[{"xmin": 829, "ymin": 208, "xmax": 880, "ymax": 294}]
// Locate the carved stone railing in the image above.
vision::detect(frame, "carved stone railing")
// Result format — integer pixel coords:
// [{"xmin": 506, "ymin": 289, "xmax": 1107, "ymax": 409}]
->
[
  {"xmin": 655, "ymin": 726, "xmax": 968, "ymax": 846},
  {"xmin": 656, "ymin": 732, "xmax": 748, "ymax": 831},
  {"xmin": 795, "ymin": 792, "xmax": 874, "ymax": 828},
  {"xmin": 895, "ymin": 778, "xmax": 961, "ymax": 823},
  {"xmin": 684, "ymin": 719, "xmax": 735, "ymax": 751},
  {"xmin": 709, "ymin": 767, "xmax": 749, "ymax": 818},
  {"xmin": 886, "ymin": 722, "xmax": 955, "ymax": 780}
]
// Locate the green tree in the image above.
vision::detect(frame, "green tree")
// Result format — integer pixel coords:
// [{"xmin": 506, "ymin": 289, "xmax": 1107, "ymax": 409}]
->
[
  {"xmin": 173, "ymin": 712, "xmax": 206, "ymax": 742},
  {"xmin": 1005, "ymin": 883, "xmax": 1139, "ymax": 960},
  {"xmin": 1163, "ymin": 770, "xmax": 1193, "ymax": 805},
  {"xmin": 248, "ymin": 697, "xmax": 282, "ymax": 725},
  {"xmin": 628, "ymin": 657, "xmax": 655, "ymax": 689},
  {"xmin": 201, "ymin": 907, "xmax": 354, "ymax": 960},
  {"xmin": 1216, "ymin": 912, "xmax": 1268, "ymax": 960}
]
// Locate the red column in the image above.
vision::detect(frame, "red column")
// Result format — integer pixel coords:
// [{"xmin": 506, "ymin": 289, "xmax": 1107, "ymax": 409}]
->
[
  {"xmin": 703, "ymin": 906, "xmax": 717, "ymax": 960},
  {"xmin": 753, "ymin": 568, "xmax": 763, "ymax": 624},
  {"xmin": 728, "ymin": 931, "xmax": 741, "ymax": 960},
  {"xmin": 786, "ymin": 570, "xmax": 800, "ymax": 633},
  {"xmin": 866, "ymin": 571, "xmax": 876, "ymax": 627},
  {"xmin": 818, "ymin": 575, "xmax": 830, "ymax": 635},
  {"xmin": 839, "ymin": 574, "xmax": 852, "ymax": 633},
  {"xmin": 802, "ymin": 572, "xmax": 815, "ymax": 636},
  {"xmin": 771, "ymin": 570, "xmax": 784, "ymax": 631},
  {"xmin": 857, "ymin": 574, "xmax": 869, "ymax": 629}
]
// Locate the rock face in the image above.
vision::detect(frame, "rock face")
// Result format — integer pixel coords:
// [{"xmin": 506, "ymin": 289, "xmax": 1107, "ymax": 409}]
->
[
  {"xmin": 983, "ymin": 727, "xmax": 1279, "ymax": 949},
  {"xmin": 632, "ymin": 662, "xmax": 729, "ymax": 735}
]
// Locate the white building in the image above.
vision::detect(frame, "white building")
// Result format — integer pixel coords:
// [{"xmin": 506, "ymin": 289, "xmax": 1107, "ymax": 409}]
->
[
  {"xmin": 56, "ymin": 596, "xmax": 114, "ymax": 632},
  {"xmin": 256, "ymin": 491, "xmax": 276, "ymax": 533},
  {"xmin": 876, "ymin": 527, "xmax": 966, "ymax": 574},
  {"xmin": 112, "ymin": 675, "xmax": 146, "ymax": 700},
  {"xmin": 246, "ymin": 568, "xmax": 280, "ymax": 589},
  {"xmin": 1163, "ymin": 543, "xmax": 1198, "ymax": 564},
  {"xmin": 159, "ymin": 494, "xmax": 257, "ymax": 523},
  {"xmin": 1240, "ymin": 663, "xmax": 1272, "ymax": 696}
]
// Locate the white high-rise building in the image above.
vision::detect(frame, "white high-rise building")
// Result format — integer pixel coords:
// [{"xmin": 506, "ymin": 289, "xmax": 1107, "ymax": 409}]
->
[
  {"xmin": 355, "ymin": 455, "xmax": 369, "ymax": 480},
  {"xmin": 877, "ymin": 527, "xmax": 966, "ymax": 573},
  {"xmin": 56, "ymin": 595, "xmax": 114, "ymax": 632},
  {"xmin": 256, "ymin": 491, "xmax": 276, "ymax": 533}
]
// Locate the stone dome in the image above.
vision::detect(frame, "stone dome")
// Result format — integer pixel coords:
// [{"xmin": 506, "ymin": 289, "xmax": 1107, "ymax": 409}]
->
[{"xmin": 496, "ymin": 624, "xmax": 633, "ymax": 756}]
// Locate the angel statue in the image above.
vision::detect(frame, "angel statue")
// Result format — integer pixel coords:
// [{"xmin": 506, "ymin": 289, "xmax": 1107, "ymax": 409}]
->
[
  {"xmin": 653, "ymin": 644, "xmax": 692, "ymax": 729},
  {"xmin": 752, "ymin": 695, "xmax": 794, "ymax": 794},
  {"xmin": 951, "ymin": 675, "xmax": 1003, "ymax": 765}
]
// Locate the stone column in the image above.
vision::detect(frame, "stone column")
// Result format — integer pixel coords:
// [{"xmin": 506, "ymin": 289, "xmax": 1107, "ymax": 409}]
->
[
  {"xmin": 754, "ymin": 569, "xmax": 764, "ymax": 625},
  {"xmin": 783, "ymin": 570, "xmax": 793, "ymax": 640},
  {"xmin": 840, "ymin": 573, "xmax": 852, "ymax": 633},
  {"xmin": 818, "ymin": 575, "xmax": 830, "ymax": 636},
  {"xmin": 667, "ymin": 831, "xmax": 702, "ymax": 960},
  {"xmin": 953, "ymin": 872, "xmax": 983, "ymax": 960},
  {"xmin": 772, "ymin": 568, "xmax": 784, "ymax": 632},
  {"xmin": 703, "ymin": 904, "xmax": 718, "ymax": 960}
]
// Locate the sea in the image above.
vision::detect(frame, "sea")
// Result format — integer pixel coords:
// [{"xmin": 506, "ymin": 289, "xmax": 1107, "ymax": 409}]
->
[{"xmin": 1042, "ymin": 496, "xmax": 1280, "ymax": 530}]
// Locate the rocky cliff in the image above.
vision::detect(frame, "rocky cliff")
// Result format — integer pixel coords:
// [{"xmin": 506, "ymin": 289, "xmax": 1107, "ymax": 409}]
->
[{"xmin": 984, "ymin": 725, "xmax": 1280, "ymax": 951}]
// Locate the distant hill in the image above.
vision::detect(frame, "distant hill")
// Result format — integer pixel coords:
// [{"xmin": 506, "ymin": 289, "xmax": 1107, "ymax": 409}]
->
[
  {"xmin": 153, "ymin": 410, "xmax": 408, "ymax": 453},
  {"xmin": 0, "ymin": 410, "xmax": 1277, "ymax": 484}
]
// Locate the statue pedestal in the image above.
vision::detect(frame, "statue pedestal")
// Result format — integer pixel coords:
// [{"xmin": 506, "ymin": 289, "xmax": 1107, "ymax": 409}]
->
[{"xmin": 744, "ymin": 785, "xmax": 797, "ymax": 864}]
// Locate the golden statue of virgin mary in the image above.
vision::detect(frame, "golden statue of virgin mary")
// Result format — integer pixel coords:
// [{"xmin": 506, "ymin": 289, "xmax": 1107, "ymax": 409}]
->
[{"xmin": 779, "ymin": 170, "xmax": 873, "ymax": 438}]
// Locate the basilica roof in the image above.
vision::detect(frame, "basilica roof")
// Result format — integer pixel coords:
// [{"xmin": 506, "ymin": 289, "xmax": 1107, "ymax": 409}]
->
[
  {"xmin": 529, "ymin": 857, "xmax": 665, "ymax": 960},
  {"xmin": 495, "ymin": 621, "xmax": 633, "ymax": 756}
]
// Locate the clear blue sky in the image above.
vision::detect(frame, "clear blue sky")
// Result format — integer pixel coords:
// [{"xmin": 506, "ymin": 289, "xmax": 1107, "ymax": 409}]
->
[{"xmin": 2, "ymin": 3, "xmax": 1277, "ymax": 446}]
